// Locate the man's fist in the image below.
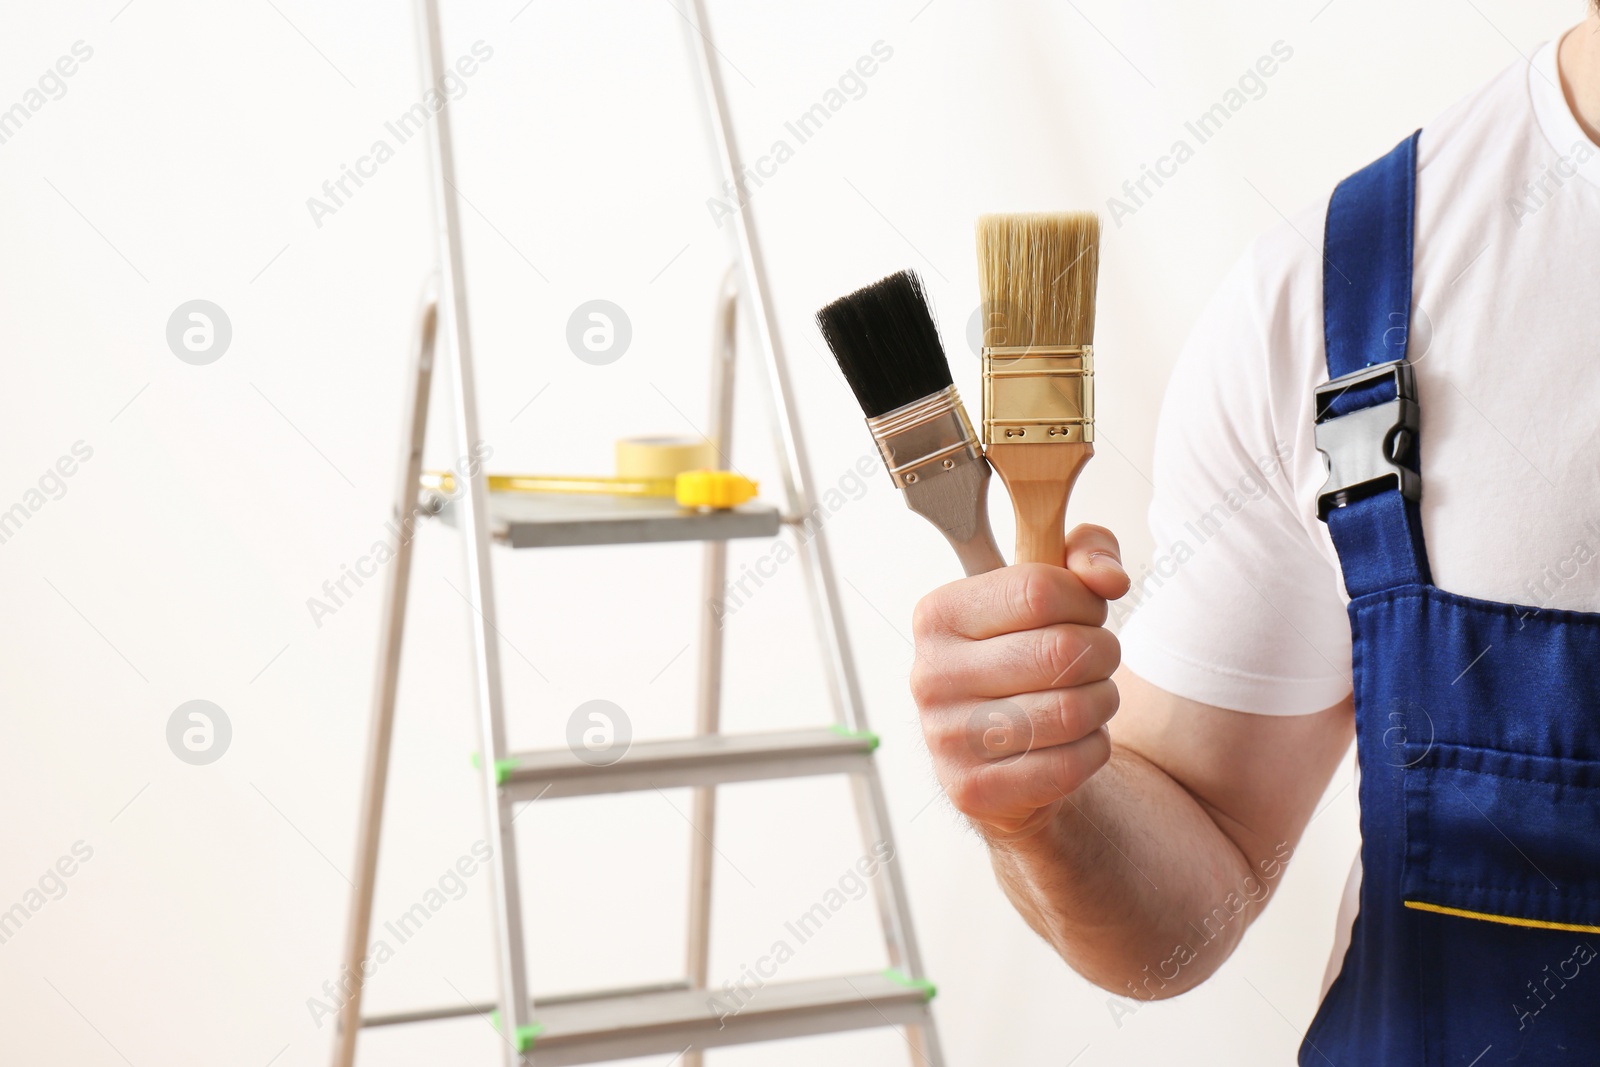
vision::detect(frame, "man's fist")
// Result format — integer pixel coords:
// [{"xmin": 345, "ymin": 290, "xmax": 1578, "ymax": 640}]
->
[{"xmin": 910, "ymin": 524, "xmax": 1130, "ymax": 839}]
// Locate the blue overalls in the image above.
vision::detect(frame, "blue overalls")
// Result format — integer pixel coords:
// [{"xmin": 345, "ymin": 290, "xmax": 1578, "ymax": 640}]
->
[{"xmin": 1302, "ymin": 131, "xmax": 1600, "ymax": 1064}]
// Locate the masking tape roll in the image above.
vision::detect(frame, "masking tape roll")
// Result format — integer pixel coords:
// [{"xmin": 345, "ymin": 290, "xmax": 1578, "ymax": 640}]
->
[{"xmin": 614, "ymin": 436, "xmax": 715, "ymax": 479}]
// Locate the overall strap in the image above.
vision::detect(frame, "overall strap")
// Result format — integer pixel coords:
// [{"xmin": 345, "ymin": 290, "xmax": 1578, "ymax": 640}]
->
[{"xmin": 1317, "ymin": 129, "xmax": 1431, "ymax": 598}]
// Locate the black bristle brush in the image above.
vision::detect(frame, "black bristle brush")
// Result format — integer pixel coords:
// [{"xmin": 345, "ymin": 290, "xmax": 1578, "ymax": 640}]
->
[{"xmin": 816, "ymin": 270, "xmax": 1005, "ymax": 576}]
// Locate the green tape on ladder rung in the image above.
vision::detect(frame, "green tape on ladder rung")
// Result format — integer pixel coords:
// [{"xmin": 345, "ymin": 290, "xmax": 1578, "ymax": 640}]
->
[
  {"xmin": 488, "ymin": 1010, "xmax": 545, "ymax": 1052},
  {"xmin": 469, "ymin": 752, "xmax": 520, "ymax": 785},
  {"xmin": 828, "ymin": 723, "xmax": 880, "ymax": 750},
  {"xmin": 881, "ymin": 967, "xmax": 937, "ymax": 1000},
  {"xmin": 513, "ymin": 1023, "xmax": 542, "ymax": 1052}
]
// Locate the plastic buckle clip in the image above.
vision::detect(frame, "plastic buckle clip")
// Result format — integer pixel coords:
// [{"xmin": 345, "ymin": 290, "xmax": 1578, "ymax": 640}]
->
[{"xmin": 1313, "ymin": 360, "xmax": 1420, "ymax": 521}]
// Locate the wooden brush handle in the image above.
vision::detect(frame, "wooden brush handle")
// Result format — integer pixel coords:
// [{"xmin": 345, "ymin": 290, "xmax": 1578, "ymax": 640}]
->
[{"xmin": 987, "ymin": 442, "xmax": 1093, "ymax": 567}]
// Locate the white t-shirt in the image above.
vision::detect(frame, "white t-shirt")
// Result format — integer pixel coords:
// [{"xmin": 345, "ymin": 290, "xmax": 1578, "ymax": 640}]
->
[
  {"xmin": 1121, "ymin": 36, "xmax": 1600, "ymax": 712},
  {"xmin": 1118, "ymin": 35, "xmax": 1600, "ymax": 987}
]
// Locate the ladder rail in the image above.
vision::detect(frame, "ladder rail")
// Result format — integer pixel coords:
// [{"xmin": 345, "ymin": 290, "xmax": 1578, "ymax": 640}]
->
[
  {"xmin": 415, "ymin": 0, "xmax": 532, "ymax": 1060},
  {"xmin": 681, "ymin": 4, "xmax": 944, "ymax": 1064},
  {"xmin": 680, "ymin": 0, "xmax": 865, "ymax": 734},
  {"xmin": 683, "ymin": 265, "xmax": 739, "ymax": 1067},
  {"xmin": 331, "ymin": 290, "xmax": 438, "ymax": 1067}
]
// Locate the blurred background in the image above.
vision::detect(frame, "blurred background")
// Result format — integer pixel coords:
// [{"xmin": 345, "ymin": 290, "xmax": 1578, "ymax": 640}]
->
[{"xmin": 0, "ymin": 0, "xmax": 1582, "ymax": 1064}]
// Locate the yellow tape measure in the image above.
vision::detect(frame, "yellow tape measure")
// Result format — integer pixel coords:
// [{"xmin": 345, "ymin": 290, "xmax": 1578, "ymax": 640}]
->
[
  {"xmin": 423, "ymin": 435, "xmax": 758, "ymax": 510},
  {"xmin": 673, "ymin": 469, "xmax": 759, "ymax": 508},
  {"xmin": 422, "ymin": 469, "xmax": 757, "ymax": 510}
]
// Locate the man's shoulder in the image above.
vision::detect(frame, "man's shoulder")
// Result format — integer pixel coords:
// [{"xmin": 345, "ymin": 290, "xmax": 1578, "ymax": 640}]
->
[
  {"xmin": 1220, "ymin": 196, "xmax": 1329, "ymax": 352},
  {"xmin": 1417, "ymin": 48, "xmax": 1541, "ymax": 173},
  {"xmin": 1230, "ymin": 48, "xmax": 1536, "ymax": 336}
]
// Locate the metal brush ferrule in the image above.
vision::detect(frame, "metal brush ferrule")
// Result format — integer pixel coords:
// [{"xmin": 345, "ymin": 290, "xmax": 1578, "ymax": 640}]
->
[
  {"xmin": 982, "ymin": 344, "xmax": 1095, "ymax": 444},
  {"xmin": 864, "ymin": 385, "xmax": 983, "ymax": 489},
  {"xmin": 864, "ymin": 386, "xmax": 1005, "ymax": 575}
]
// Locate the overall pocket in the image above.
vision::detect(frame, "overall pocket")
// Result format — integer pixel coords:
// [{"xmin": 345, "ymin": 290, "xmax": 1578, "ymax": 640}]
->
[{"xmin": 1403, "ymin": 742, "xmax": 1600, "ymax": 932}]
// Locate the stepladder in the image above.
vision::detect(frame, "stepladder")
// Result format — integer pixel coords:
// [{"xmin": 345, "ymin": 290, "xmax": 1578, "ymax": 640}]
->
[{"xmin": 328, "ymin": 0, "xmax": 947, "ymax": 1064}]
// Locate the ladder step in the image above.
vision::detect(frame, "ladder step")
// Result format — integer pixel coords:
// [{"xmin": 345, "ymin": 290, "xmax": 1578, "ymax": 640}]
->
[
  {"xmin": 533, "ymin": 970, "xmax": 932, "ymax": 1065},
  {"xmin": 365, "ymin": 972, "xmax": 932, "ymax": 1065},
  {"xmin": 361, "ymin": 979, "xmax": 692, "ymax": 1029},
  {"xmin": 503, "ymin": 727, "xmax": 878, "ymax": 801},
  {"xmin": 438, "ymin": 491, "xmax": 782, "ymax": 549}
]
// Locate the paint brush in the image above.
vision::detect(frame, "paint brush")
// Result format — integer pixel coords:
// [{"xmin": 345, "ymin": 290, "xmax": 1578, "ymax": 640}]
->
[
  {"xmin": 976, "ymin": 212, "xmax": 1099, "ymax": 567},
  {"xmin": 816, "ymin": 269, "xmax": 1006, "ymax": 576}
]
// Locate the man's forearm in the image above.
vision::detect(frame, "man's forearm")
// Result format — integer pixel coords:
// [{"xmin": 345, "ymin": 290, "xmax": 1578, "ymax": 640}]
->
[{"xmin": 985, "ymin": 744, "xmax": 1271, "ymax": 999}]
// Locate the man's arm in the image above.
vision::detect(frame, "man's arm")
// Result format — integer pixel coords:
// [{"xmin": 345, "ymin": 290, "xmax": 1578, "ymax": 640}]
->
[{"xmin": 910, "ymin": 525, "xmax": 1353, "ymax": 996}]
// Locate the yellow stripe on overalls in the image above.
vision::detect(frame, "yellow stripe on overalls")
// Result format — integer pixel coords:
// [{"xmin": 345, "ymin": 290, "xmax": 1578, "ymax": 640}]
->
[{"xmin": 1404, "ymin": 900, "xmax": 1600, "ymax": 935}]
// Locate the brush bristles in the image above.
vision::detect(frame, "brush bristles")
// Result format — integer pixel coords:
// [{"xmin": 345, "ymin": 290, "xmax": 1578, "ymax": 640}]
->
[
  {"xmin": 815, "ymin": 269, "xmax": 954, "ymax": 419},
  {"xmin": 976, "ymin": 212, "xmax": 1100, "ymax": 348}
]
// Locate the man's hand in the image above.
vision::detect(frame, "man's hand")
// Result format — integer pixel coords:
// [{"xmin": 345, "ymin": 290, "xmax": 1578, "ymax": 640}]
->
[
  {"xmin": 910, "ymin": 524, "xmax": 1131, "ymax": 839},
  {"xmin": 910, "ymin": 523, "xmax": 1352, "ymax": 994}
]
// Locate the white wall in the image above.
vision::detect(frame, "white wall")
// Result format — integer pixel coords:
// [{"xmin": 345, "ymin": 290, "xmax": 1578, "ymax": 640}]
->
[{"xmin": 0, "ymin": 1, "xmax": 1580, "ymax": 1064}]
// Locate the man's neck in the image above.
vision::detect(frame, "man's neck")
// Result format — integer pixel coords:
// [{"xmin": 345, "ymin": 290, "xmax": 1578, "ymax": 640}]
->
[{"xmin": 1558, "ymin": 16, "xmax": 1600, "ymax": 144}]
